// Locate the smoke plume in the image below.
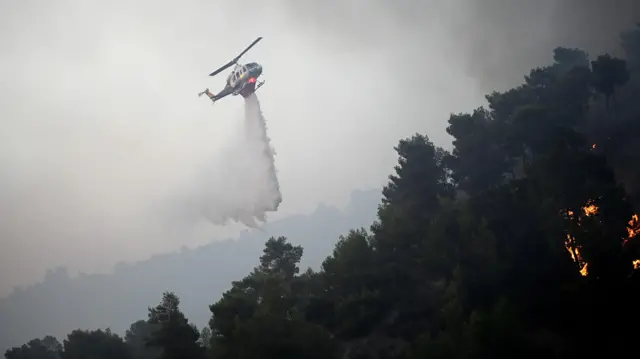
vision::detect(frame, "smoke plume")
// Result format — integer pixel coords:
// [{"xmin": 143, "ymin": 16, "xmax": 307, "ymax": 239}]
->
[{"xmin": 273, "ymin": 0, "xmax": 640, "ymax": 94}]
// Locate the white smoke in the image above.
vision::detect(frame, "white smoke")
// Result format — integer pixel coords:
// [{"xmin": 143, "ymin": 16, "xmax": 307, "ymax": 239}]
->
[{"xmin": 171, "ymin": 93, "xmax": 282, "ymax": 229}]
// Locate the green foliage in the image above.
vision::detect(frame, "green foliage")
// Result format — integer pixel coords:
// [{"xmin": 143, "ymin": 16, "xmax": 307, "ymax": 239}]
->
[
  {"xmin": 591, "ymin": 54, "xmax": 630, "ymax": 112},
  {"xmin": 4, "ymin": 337, "xmax": 61, "ymax": 359},
  {"xmin": 124, "ymin": 320, "xmax": 162, "ymax": 359},
  {"xmin": 61, "ymin": 329, "xmax": 131, "ymax": 359},
  {"xmin": 207, "ymin": 236, "xmax": 338, "ymax": 359},
  {"xmin": 146, "ymin": 292, "xmax": 205, "ymax": 359},
  {"xmin": 7, "ymin": 20, "xmax": 640, "ymax": 359}
]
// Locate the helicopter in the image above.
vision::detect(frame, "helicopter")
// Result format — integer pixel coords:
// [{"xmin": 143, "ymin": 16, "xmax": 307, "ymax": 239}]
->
[{"xmin": 198, "ymin": 37, "xmax": 265, "ymax": 104}]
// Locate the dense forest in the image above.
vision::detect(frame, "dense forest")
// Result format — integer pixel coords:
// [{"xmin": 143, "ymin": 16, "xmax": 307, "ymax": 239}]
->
[{"xmin": 6, "ymin": 23, "xmax": 640, "ymax": 359}]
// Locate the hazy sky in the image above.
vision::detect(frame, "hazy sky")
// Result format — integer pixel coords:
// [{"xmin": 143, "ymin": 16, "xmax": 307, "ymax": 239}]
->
[{"xmin": 0, "ymin": 0, "xmax": 638, "ymax": 297}]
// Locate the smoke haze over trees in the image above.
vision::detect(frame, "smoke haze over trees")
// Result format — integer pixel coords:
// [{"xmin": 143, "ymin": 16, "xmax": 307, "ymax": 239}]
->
[
  {"xmin": 3, "ymin": 0, "xmax": 639, "ymax": 301},
  {"xmin": 0, "ymin": 189, "xmax": 380, "ymax": 352},
  {"xmin": 275, "ymin": 0, "xmax": 640, "ymax": 93},
  {"xmin": 6, "ymin": 19, "xmax": 640, "ymax": 359}
]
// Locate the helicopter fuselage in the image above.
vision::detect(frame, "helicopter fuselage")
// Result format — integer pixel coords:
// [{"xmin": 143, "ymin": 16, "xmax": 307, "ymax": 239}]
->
[
  {"xmin": 226, "ymin": 62, "xmax": 263, "ymax": 98},
  {"xmin": 200, "ymin": 37, "xmax": 266, "ymax": 104}
]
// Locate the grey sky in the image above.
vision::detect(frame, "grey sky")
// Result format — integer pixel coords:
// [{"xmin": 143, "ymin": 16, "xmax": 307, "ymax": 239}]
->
[{"xmin": 0, "ymin": 0, "xmax": 637, "ymax": 297}]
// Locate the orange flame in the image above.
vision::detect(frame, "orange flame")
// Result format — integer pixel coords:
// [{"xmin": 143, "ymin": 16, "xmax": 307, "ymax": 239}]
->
[
  {"xmin": 564, "ymin": 201, "xmax": 639, "ymax": 277},
  {"xmin": 583, "ymin": 204, "xmax": 597, "ymax": 216},
  {"xmin": 565, "ymin": 233, "xmax": 588, "ymax": 276},
  {"xmin": 580, "ymin": 263, "xmax": 589, "ymax": 276},
  {"xmin": 627, "ymin": 214, "xmax": 639, "ymax": 239}
]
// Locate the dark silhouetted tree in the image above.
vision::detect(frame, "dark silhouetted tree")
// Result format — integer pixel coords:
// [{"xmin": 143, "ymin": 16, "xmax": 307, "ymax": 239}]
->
[
  {"xmin": 4, "ymin": 337, "xmax": 62, "ymax": 359},
  {"xmin": 147, "ymin": 292, "xmax": 204, "ymax": 359},
  {"xmin": 591, "ymin": 53, "xmax": 630, "ymax": 113},
  {"xmin": 61, "ymin": 329, "xmax": 131, "ymax": 359}
]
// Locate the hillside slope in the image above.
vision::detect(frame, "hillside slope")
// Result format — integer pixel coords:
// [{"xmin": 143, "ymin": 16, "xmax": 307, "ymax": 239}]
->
[{"xmin": 0, "ymin": 188, "xmax": 381, "ymax": 352}]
